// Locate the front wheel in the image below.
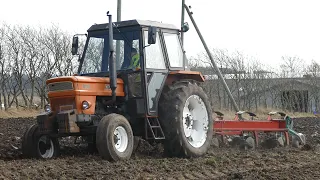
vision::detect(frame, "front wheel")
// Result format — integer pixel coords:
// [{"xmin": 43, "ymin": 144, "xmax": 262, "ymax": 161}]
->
[
  {"xmin": 22, "ymin": 124, "xmax": 60, "ymax": 159},
  {"xmin": 96, "ymin": 113, "xmax": 134, "ymax": 161},
  {"xmin": 159, "ymin": 81, "xmax": 213, "ymax": 158}
]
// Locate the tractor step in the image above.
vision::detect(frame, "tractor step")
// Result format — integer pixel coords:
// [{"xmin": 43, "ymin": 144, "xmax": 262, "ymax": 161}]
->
[{"xmin": 145, "ymin": 117, "xmax": 165, "ymax": 140}]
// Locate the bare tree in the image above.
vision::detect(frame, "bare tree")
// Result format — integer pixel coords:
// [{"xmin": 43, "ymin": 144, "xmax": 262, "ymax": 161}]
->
[
  {"xmin": 307, "ymin": 60, "xmax": 320, "ymax": 77},
  {"xmin": 0, "ymin": 25, "xmax": 6, "ymax": 110},
  {"xmin": 280, "ymin": 56, "xmax": 304, "ymax": 78},
  {"xmin": 4, "ymin": 24, "xmax": 28, "ymax": 108},
  {"xmin": 33, "ymin": 24, "xmax": 78, "ymax": 107}
]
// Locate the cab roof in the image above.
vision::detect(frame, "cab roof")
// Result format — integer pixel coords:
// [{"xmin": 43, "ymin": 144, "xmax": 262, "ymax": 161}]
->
[{"xmin": 88, "ymin": 19, "xmax": 179, "ymax": 32}]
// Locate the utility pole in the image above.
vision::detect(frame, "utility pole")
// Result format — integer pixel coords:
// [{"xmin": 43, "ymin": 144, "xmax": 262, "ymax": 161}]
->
[
  {"xmin": 115, "ymin": 0, "xmax": 121, "ymax": 69},
  {"xmin": 181, "ymin": 0, "xmax": 185, "ymax": 46},
  {"xmin": 181, "ymin": 0, "xmax": 189, "ymax": 69},
  {"xmin": 184, "ymin": 4, "xmax": 240, "ymax": 112}
]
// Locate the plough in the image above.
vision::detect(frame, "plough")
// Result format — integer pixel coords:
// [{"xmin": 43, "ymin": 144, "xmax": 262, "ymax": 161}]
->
[{"xmin": 212, "ymin": 111, "xmax": 306, "ymax": 149}]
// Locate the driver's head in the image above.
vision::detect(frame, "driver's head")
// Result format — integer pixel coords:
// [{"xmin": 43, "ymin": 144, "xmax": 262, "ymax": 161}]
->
[{"xmin": 131, "ymin": 48, "xmax": 137, "ymax": 57}]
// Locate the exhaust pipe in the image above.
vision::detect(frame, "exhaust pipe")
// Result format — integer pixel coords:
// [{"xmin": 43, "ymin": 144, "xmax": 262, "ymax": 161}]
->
[{"xmin": 107, "ymin": 12, "xmax": 117, "ymax": 103}]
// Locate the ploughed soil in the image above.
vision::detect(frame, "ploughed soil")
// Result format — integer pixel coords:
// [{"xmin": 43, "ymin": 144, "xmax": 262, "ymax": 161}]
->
[{"xmin": 1, "ymin": 117, "xmax": 320, "ymax": 179}]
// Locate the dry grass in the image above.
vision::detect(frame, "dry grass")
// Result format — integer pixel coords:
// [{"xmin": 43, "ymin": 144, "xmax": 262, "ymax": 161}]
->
[{"xmin": 0, "ymin": 108, "xmax": 39, "ymax": 119}]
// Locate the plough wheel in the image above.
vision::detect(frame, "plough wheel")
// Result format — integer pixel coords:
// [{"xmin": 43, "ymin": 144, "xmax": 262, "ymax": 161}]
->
[
  {"xmin": 229, "ymin": 136, "xmax": 242, "ymax": 147},
  {"xmin": 261, "ymin": 133, "xmax": 278, "ymax": 149},
  {"xmin": 262, "ymin": 133, "xmax": 287, "ymax": 149},
  {"xmin": 292, "ymin": 135, "xmax": 304, "ymax": 149},
  {"xmin": 277, "ymin": 136, "xmax": 286, "ymax": 147},
  {"xmin": 239, "ymin": 136, "xmax": 255, "ymax": 150}
]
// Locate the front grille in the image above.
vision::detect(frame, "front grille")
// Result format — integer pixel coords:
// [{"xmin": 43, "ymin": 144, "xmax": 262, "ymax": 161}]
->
[
  {"xmin": 50, "ymin": 97, "xmax": 75, "ymax": 113},
  {"xmin": 48, "ymin": 81, "xmax": 73, "ymax": 92}
]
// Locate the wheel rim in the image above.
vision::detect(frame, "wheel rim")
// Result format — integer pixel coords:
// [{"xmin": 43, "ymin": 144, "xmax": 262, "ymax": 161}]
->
[
  {"xmin": 183, "ymin": 95, "xmax": 209, "ymax": 148},
  {"xmin": 37, "ymin": 136, "xmax": 54, "ymax": 158},
  {"xmin": 113, "ymin": 126, "xmax": 128, "ymax": 153}
]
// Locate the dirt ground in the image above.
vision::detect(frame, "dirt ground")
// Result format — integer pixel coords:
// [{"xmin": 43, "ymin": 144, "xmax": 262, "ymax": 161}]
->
[{"xmin": 1, "ymin": 117, "xmax": 320, "ymax": 179}]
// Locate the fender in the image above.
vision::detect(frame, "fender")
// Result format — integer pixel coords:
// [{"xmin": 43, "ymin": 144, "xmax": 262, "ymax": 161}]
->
[{"xmin": 165, "ymin": 70, "xmax": 205, "ymax": 85}]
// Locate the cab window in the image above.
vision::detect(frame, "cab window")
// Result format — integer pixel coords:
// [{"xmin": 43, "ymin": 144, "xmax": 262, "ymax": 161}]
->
[
  {"xmin": 163, "ymin": 33, "xmax": 184, "ymax": 68},
  {"xmin": 144, "ymin": 31, "xmax": 166, "ymax": 69}
]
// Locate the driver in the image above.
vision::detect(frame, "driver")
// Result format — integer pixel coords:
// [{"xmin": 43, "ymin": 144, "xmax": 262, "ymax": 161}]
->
[
  {"xmin": 129, "ymin": 48, "xmax": 140, "ymax": 69},
  {"xmin": 128, "ymin": 48, "xmax": 141, "ymax": 97}
]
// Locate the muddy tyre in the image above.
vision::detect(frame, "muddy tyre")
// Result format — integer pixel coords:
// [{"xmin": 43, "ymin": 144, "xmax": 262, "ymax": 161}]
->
[
  {"xmin": 22, "ymin": 124, "xmax": 60, "ymax": 159},
  {"xmin": 159, "ymin": 81, "xmax": 213, "ymax": 158},
  {"xmin": 96, "ymin": 113, "xmax": 134, "ymax": 161}
]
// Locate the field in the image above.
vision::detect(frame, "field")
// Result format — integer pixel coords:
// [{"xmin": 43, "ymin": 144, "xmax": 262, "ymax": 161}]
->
[{"xmin": 0, "ymin": 116, "xmax": 320, "ymax": 179}]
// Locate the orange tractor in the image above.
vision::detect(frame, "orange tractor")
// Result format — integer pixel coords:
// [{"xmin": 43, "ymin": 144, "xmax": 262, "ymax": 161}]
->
[
  {"xmin": 21, "ymin": 4, "xmax": 307, "ymax": 161},
  {"xmin": 21, "ymin": 12, "xmax": 213, "ymax": 161}
]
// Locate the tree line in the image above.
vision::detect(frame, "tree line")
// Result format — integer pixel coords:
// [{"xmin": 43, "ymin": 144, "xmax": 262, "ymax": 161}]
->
[
  {"xmin": 190, "ymin": 49, "xmax": 320, "ymax": 113},
  {"xmin": 0, "ymin": 23, "xmax": 78, "ymax": 110}
]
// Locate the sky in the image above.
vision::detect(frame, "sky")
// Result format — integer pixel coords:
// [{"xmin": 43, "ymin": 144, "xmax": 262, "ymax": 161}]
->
[{"xmin": 1, "ymin": 0, "xmax": 319, "ymax": 69}]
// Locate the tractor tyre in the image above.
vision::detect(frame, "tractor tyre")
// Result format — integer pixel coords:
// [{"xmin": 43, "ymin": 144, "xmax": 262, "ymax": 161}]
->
[
  {"xmin": 22, "ymin": 124, "xmax": 60, "ymax": 159},
  {"xmin": 159, "ymin": 81, "xmax": 213, "ymax": 158},
  {"xmin": 96, "ymin": 113, "xmax": 134, "ymax": 161}
]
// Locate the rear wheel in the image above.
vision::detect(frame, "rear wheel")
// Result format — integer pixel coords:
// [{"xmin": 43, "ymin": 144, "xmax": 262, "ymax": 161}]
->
[
  {"xmin": 22, "ymin": 124, "xmax": 60, "ymax": 159},
  {"xmin": 96, "ymin": 113, "xmax": 134, "ymax": 161},
  {"xmin": 159, "ymin": 81, "xmax": 213, "ymax": 157}
]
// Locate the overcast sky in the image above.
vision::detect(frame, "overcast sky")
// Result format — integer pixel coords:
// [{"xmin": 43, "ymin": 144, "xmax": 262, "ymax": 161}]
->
[{"xmin": 1, "ymin": 0, "xmax": 319, "ymax": 69}]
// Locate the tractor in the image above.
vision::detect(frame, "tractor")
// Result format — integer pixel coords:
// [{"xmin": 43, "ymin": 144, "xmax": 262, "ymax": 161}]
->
[{"xmin": 21, "ymin": 12, "xmax": 213, "ymax": 161}]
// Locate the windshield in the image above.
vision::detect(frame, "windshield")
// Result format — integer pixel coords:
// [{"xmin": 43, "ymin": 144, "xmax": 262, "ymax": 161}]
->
[{"xmin": 79, "ymin": 29, "xmax": 141, "ymax": 74}]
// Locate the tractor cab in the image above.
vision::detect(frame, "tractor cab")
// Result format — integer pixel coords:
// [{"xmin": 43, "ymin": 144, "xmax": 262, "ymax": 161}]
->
[{"xmin": 72, "ymin": 19, "xmax": 197, "ymax": 118}]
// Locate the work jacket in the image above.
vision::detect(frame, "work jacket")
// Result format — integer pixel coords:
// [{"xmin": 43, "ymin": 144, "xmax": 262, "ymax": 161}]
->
[
  {"xmin": 129, "ymin": 54, "xmax": 140, "ymax": 69},
  {"xmin": 129, "ymin": 54, "xmax": 141, "ymax": 82}
]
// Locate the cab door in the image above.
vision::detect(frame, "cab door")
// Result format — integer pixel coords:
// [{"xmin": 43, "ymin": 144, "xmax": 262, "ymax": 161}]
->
[{"xmin": 142, "ymin": 30, "xmax": 168, "ymax": 116}]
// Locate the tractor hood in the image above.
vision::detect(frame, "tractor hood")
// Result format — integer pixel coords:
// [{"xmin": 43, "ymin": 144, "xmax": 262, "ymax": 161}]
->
[
  {"xmin": 46, "ymin": 76, "xmax": 125, "ymax": 98},
  {"xmin": 46, "ymin": 76, "xmax": 124, "ymax": 84}
]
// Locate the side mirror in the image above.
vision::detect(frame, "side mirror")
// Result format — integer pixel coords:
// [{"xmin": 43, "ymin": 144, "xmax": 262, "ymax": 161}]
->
[
  {"xmin": 71, "ymin": 36, "xmax": 79, "ymax": 55},
  {"xmin": 148, "ymin": 26, "xmax": 157, "ymax": 44}
]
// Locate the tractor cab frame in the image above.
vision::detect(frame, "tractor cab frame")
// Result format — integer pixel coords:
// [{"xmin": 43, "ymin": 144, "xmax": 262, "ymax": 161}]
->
[{"xmin": 74, "ymin": 19, "xmax": 200, "ymax": 117}]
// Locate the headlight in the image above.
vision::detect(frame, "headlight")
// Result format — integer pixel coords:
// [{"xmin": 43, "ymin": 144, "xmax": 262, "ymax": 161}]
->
[
  {"xmin": 82, "ymin": 101, "xmax": 90, "ymax": 110},
  {"xmin": 44, "ymin": 104, "xmax": 51, "ymax": 112}
]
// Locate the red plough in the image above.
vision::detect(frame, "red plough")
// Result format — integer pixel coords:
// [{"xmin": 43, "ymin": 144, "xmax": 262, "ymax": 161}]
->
[{"xmin": 212, "ymin": 111, "xmax": 305, "ymax": 149}]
